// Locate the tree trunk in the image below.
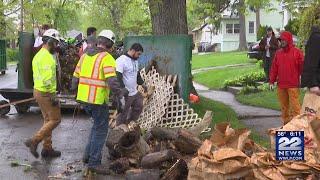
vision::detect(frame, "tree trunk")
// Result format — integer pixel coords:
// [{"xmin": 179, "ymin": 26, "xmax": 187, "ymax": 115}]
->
[
  {"xmin": 140, "ymin": 150, "xmax": 179, "ymax": 169},
  {"xmin": 256, "ymin": 8, "xmax": 260, "ymax": 34},
  {"xmin": 173, "ymin": 129, "xmax": 202, "ymax": 154},
  {"xmin": 148, "ymin": 0, "xmax": 188, "ymax": 35},
  {"xmin": 148, "ymin": 0, "xmax": 197, "ymax": 98},
  {"xmin": 20, "ymin": 0, "xmax": 24, "ymax": 31},
  {"xmin": 0, "ymin": 0, "xmax": 5, "ymax": 39},
  {"xmin": 238, "ymin": 0, "xmax": 247, "ymax": 51}
]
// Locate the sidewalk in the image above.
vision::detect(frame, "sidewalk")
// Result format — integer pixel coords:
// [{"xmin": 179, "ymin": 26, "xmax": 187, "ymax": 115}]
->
[{"xmin": 194, "ymin": 82, "xmax": 282, "ymax": 138}]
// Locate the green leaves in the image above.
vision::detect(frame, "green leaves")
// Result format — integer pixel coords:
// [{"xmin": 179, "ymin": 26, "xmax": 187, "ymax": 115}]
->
[{"xmin": 223, "ymin": 70, "xmax": 265, "ymax": 88}]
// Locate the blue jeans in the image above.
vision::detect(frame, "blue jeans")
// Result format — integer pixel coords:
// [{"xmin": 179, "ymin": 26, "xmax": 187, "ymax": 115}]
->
[{"xmin": 83, "ymin": 104, "xmax": 109, "ymax": 168}]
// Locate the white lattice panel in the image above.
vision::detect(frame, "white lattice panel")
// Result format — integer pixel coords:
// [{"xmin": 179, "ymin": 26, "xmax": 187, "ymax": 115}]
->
[
  {"xmin": 159, "ymin": 94, "xmax": 202, "ymax": 128},
  {"xmin": 138, "ymin": 67, "xmax": 203, "ymax": 130},
  {"xmin": 138, "ymin": 68, "xmax": 174, "ymax": 129}
]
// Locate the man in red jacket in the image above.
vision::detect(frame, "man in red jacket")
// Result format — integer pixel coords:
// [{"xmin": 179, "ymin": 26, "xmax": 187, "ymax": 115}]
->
[{"xmin": 269, "ymin": 31, "xmax": 304, "ymax": 125}]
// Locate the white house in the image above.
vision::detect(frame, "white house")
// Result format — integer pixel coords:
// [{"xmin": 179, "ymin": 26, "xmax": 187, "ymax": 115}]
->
[{"xmin": 192, "ymin": 0, "xmax": 292, "ymax": 52}]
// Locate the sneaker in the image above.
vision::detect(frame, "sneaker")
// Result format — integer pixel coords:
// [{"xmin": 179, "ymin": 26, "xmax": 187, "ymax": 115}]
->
[
  {"xmin": 24, "ymin": 139, "xmax": 39, "ymax": 158},
  {"xmin": 41, "ymin": 149, "xmax": 61, "ymax": 158},
  {"xmin": 88, "ymin": 165, "xmax": 111, "ymax": 175}
]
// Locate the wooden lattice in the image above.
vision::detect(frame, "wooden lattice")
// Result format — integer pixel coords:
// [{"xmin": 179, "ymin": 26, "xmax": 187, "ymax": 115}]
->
[
  {"xmin": 138, "ymin": 68, "xmax": 174, "ymax": 129},
  {"xmin": 138, "ymin": 67, "xmax": 202, "ymax": 129}
]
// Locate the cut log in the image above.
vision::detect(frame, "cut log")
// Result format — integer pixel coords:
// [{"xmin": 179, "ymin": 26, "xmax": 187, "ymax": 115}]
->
[
  {"xmin": 141, "ymin": 150, "xmax": 179, "ymax": 169},
  {"xmin": 160, "ymin": 159, "xmax": 188, "ymax": 180},
  {"xmin": 106, "ymin": 124, "xmax": 149, "ymax": 160},
  {"xmin": 189, "ymin": 111, "xmax": 213, "ymax": 136},
  {"xmin": 126, "ymin": 169, "xmax": 160, "ymax": 180},
  {"xmin": 109, "ymin": 157, "xmax": 130, "ymax": 174},
  {"xmin": 173, "ymin": 129, "xmax": 202, "ymax": 154},
  {"xmin": 150, "ymin": 127, "xmax": 179, "ymax": 141}
]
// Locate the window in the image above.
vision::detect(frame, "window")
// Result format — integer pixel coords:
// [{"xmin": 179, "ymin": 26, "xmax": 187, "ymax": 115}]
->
[
  {"xmin": 226, "ymin": 24, "xmax": 233, "ymax": 34},
  {"xmin": 234, "ymin": 24, "xmax": 240, "ymax": 34},
  {"xmin": 249, "ymin": 21, "xmax": 255, "ymax": 34}
]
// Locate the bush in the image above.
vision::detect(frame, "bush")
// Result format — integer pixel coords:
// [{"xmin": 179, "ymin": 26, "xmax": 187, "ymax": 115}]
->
[
  {"xmin": 257, "ymin": 25, "xmax": 268, "ymax": 41},
  {"xmin": 297, "ymin": 4, "xmax": 320, "ymax": 47},
  {"xmin": 223, "ymin": 70, "xmax": 265, "ymax": 88},
  {"xmin": 256, "ymin": 60, "xmax": 263, "ymax": 68},
  {"xmin": 6, "ymin": 48, "xmax": 19, "ymax": 62},
  {"xmin": 285, "ymin": 19, "xmax": 299, "ymax": 35},
  {"xmin": 239, "ymin": 83, "xmax": 270, "ymax": 95}
]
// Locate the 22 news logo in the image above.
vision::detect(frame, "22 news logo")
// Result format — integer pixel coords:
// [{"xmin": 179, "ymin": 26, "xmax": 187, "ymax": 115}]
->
[{"xmin": 275, "ymin": 131, "xmax": 304, "ymax": 161}]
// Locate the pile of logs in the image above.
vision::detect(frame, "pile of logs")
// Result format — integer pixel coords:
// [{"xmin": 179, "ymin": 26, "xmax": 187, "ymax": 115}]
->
[
  {"xmin": 57, "ymin": 45, "xmax": 80, "ymax": 94},
  {"xmin": 105, "ymin": 120, "xmax": 210, "ymax": 180}
]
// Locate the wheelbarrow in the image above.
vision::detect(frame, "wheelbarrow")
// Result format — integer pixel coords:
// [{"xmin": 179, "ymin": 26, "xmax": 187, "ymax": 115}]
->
[{"xmin": 0, "ymin": 88, "xmax": 35, "ymax": 115}]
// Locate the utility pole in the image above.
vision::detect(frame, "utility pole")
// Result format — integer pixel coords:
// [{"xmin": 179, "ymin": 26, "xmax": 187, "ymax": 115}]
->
[{"xmin": 20, "ymin": 0, "xmax": 23, "ymax": 31}]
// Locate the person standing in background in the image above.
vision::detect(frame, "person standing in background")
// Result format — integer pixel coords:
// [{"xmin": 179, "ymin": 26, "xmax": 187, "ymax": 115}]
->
[{"xmin": 259, "ymin": 27, "xmax": 279, "ymax": 82}]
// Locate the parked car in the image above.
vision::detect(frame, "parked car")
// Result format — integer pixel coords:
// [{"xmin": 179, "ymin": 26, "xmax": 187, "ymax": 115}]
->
[{"xmin": 247, "ymin": 41, "xmax": 262, "ymax": 60}]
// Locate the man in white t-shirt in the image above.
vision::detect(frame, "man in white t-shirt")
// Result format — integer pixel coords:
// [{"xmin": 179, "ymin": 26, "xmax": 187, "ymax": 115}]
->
[{"xmin": 116, "ymin": 43, "xmax": 145, "ymax": 125}]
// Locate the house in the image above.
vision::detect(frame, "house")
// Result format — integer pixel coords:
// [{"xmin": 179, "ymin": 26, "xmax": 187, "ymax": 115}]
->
[{"xmin": 192, "ymin": 0, "xmax": 292, "ymax": 52}]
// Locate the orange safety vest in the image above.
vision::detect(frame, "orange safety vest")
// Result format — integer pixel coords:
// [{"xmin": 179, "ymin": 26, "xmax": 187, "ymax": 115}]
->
[{"xmin": 73, "ymin": 52, "xmax": 116, "ymax": 104}]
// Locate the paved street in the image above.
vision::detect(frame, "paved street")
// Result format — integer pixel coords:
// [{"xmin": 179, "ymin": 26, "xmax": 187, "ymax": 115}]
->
[{"xmin": 0, "ymin": 66, "xmax": 123, "ymax": 179}]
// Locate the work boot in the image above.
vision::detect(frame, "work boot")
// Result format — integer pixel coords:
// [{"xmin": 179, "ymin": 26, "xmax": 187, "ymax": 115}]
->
[
  {"xmin": 41, "ymin": 149, "xmax": 61, "ymax": 158},
  {"xmin": 88, "ymin": 165, "xmax": 111, "ymax": 175},
  {"xmin": 24, "ymin": 139, "xmax": 39, "ymax": 158}
]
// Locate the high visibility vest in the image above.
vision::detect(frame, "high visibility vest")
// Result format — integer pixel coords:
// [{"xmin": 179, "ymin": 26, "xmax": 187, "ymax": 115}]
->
[
  {"xmin": 73, "ymin": 52, "xmax": 116, "ymax": 105},
  {"xmin": 32, "ymin": 48, "xmax": 57, "ymax": 93}
]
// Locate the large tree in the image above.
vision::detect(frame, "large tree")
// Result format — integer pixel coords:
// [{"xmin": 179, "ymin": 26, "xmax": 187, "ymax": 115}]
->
[
  {"xmin": 148, "ymin": 0, "xmax": 188, "ymax": 35},
  {"xmin": 84, "ymin": 0, "xmax": 151, "ymax": 39},
  {"xmin": 237, "ymin": 0, "xmax": 247, "ymax": 50}
]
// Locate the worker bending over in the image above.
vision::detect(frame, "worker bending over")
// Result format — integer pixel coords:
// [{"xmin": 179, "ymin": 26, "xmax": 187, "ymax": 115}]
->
[{"xmin": 116, "ymin": 43, "xmax": 145, "ymax": 125}]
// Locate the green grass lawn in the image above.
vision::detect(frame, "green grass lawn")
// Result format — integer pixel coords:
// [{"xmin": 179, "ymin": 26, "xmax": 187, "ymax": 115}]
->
[
  {"xmin": 236, "ymin": 90, "xmax": 306, "ymax": 110},
  {"xmin": 191, "ymin": 97, "xmax": 269, "ymax": 148},
  {"xmin": 193, "ymin": 65, "xmax": 258, "ymax": 90},
  {"xmin": 192, "ymin": 51, "xmax": 252, "ymax": 70}
]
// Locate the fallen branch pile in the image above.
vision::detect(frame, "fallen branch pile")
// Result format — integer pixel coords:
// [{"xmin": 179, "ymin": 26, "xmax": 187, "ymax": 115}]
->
[{"xmin": 106, "ymin": 121, "xmax": 209, "ymax": 179}]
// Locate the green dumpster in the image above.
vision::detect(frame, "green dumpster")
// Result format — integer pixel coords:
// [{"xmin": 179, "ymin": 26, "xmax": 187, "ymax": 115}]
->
[
  {"xmin": 124, "ymin": 35, "xmax": 193, "ymax": 102},
  {"xmin": 18, "ymin": 32, "xmax": 35, "ymax": 90},
  {"xmin": 0, "ymin": 39, "xmax": 6, "ymax": 75}
]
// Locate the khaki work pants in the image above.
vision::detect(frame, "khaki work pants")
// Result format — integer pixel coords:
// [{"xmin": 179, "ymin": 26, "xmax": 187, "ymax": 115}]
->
[
  {"xmin": 32, "ymin": 90, "xmax": 61, "ymax": 150},
  {"xmin": 277, "ymin": 88, "xmax": 301, "ymax": 125}
]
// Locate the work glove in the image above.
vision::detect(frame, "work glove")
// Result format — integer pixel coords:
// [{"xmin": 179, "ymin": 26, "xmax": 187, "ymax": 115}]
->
[
  {"xmin": 116, "ymin": 96, "xmax": 126, "ymax": 113},
  {"xmin": 310, "ymin": 86, "xmax": 320, "ymax": 96},
  {"xmin": 50, "ymin": 95, "xmax": 59, "ymax": 106},
  {"xmin": 269, "ymin": 84, "xmax": 275, "ymax": 91},
  {"xmin": 119, "ymin": 88, "xmax": 129, "ymax": 98},
  {"xmin": 142, "ymin": 85, "xmax": 148, "ymax": 93}
]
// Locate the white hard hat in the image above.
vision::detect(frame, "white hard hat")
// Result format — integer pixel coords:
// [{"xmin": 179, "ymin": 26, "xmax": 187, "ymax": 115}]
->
[
  {"xmin": 43, "ymin": 29, "xmax": 60, "ymax": 42},
  {"xmin": 98, "ymin": 30, "xmax": 116, "ymax": 43}
]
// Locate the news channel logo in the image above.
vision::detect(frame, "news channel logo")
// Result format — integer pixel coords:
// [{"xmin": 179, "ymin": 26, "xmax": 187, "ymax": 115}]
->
[{"xmin": 275, "ymin": 131, "xmax": 304, "ymax": 161}]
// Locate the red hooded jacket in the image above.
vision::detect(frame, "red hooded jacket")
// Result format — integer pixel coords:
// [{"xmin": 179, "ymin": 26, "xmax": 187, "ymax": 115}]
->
[{"xmin": 269, "ymin": 31, "xmax": 304, "ymax": 88}]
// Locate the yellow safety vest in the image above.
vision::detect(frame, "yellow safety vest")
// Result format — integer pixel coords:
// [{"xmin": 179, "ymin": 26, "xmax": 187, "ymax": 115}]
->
[
  {"xmin": 32, "ymin": 48, "xmax": 57, "ymax": 93},
  {"xmin": 73, "ymin": 52, "xmax": 116, "ymax": 105}
]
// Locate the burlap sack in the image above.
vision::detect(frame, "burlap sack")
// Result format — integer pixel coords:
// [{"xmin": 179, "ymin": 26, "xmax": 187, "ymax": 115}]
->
[
  {"xmin": 301, "ymin": 91, "xmax": 320, "ymax": 118},
  {"xmin": 210, "ymin": 123, "xmax": 251, "ymax": 151},
  {"xmin": 188, "ymin": 148, "xmax": 251, "ymax": 180}
]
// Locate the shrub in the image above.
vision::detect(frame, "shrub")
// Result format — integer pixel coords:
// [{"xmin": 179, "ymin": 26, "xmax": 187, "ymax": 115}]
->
[
  {"xmin": 257, "ymin": 25, "xmax": 268, "ymax": 41},
  {"xmin": 6, "ymin": 48, "xmax": 19, "ymax": 62},
  {"xmin": 239, "ymin": 83, "xmax": 270, "ymax": 95},
  {"xmin": 256, "ymin": 60, "xmax": 263, "ymax": 69},
  {"xmin": 223, "ymin": 70, "xmax": 265, "ymax": 88}
]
